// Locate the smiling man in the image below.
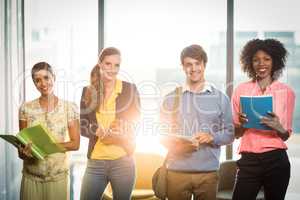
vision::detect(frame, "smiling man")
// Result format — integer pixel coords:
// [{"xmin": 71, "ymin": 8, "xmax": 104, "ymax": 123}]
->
[{"xmin": 160, "ymin": 44, "xmax": 234, "ymax": 200}]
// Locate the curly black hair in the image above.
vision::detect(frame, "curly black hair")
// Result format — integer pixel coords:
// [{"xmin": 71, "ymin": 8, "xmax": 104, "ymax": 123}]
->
[{"xmin": 240, "ymin": 38, "xmax": 288, "ymax": 80}]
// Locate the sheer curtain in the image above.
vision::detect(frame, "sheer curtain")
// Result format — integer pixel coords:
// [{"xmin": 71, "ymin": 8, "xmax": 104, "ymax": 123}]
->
[{"xmin": 0, "ymin": 0, "xmax": 25, "ymax": 199}]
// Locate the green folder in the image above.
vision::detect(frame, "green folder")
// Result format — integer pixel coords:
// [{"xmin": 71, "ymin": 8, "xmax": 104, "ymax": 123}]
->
[{"xmin": 0, "ymin": 124, "xmax": 66, "ymax": 160}]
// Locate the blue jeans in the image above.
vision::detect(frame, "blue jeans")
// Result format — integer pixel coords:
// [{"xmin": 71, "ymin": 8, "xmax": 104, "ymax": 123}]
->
[{"xmin": 80, "ymin": 156, "xmax": 135, "ymax": 200}]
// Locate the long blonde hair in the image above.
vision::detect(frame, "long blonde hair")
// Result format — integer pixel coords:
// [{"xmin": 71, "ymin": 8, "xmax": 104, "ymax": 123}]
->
[{"xmin": 85, "ymin": 47, "xmax": 121, "ymax": 111}]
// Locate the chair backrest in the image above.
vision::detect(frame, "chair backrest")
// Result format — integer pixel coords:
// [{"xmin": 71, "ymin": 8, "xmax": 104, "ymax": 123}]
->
[
  {"xmin": 134, "ymin": 152, "xmax": 165, "ymax": 189},
  {"xmin": 218, "ymin": 160, "xmax": 237, "ymax": 191}
]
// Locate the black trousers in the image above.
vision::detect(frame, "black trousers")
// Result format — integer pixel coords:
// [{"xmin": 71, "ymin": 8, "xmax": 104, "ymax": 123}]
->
[{"xmin": 232, "ymin": 149, "xmax": 290, "ymax": 200}]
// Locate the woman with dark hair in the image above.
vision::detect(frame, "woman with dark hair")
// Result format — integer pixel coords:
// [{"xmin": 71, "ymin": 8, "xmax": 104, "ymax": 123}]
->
[
  {"xmin": 232, "ymin": 39, "xmax": 295, "ymax": 200},
  {"xmin": 18, "ymin": 62, "xmax": 80, "ymax": 200},
  {"xmin": 80, "ymin": 47, "xmax": 140, "ymax": 200}
]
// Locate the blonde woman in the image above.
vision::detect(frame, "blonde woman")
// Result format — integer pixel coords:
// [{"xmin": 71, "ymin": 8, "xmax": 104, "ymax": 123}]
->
[{"xmin": 80, "ymin": 47, "xmax": 140, "ymax": 200}]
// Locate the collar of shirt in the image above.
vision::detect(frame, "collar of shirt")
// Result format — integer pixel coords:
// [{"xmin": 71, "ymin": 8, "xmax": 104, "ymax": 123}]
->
[
  {"xmin": 251, "ymin": 80, "xmax": 279, "ymax": 95},
  {"xmin": 182, "ymin": 81, "xmax": 213, "ymax": 94},
  {"xmin": 98, "ymin": 79, "xmax": 122, "ymax": 111},
  {"xmin": 115, "ymin": 79, "xmax": 123, "ymax": 94}
]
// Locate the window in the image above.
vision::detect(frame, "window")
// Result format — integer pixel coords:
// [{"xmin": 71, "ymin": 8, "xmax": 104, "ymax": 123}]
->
[
  {"xmin": 25, "ymin": 0, "xmax": 98, "ymax": 102},
  {"xmin": 105, "ymin": 0, "xmax": 228, "ymax": 159},
  {"xmin": 24, "ymin": 1, "xmax": 98, "ymax": 199}
]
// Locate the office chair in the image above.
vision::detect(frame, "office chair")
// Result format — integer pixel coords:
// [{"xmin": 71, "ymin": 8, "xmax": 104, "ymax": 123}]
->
[{"xmin": 217, "ymin": 160, "xmax": 265, "ymax": 200}]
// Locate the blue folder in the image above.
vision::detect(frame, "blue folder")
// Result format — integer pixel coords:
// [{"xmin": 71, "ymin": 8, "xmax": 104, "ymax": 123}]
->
[{"xmin": 240, "ymin": 95, "xmax": 273, "ymax": 130}]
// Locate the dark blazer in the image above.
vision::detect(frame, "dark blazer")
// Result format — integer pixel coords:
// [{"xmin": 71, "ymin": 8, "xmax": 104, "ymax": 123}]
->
[{"xmin": 80, "ymin": 81, "xmax": 140, "ymax": 158}]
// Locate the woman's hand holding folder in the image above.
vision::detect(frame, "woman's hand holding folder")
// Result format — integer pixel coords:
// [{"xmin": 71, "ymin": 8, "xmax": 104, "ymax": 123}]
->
[
  {"xmin": 234, "ymin": 112, "xmax": 249, "ymax": 138},
  {"xmin": 261, "ymin": 112, "xmax": 289, "ymax": 141},
  {"xmin": 18, "ymin": 142, "xmax": 35, "ymax": 162}
]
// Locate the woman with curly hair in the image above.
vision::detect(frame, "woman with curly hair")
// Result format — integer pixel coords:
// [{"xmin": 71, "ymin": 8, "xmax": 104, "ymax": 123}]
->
[{"xmin": 231, "ymin": 39, "xmax": 295, "ymax": 200}]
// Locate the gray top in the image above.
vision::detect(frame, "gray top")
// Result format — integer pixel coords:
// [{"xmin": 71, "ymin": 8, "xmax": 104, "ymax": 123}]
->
[{"xmin": 161, "ymin": 84, "xmax": 234, "ymax": 172}]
